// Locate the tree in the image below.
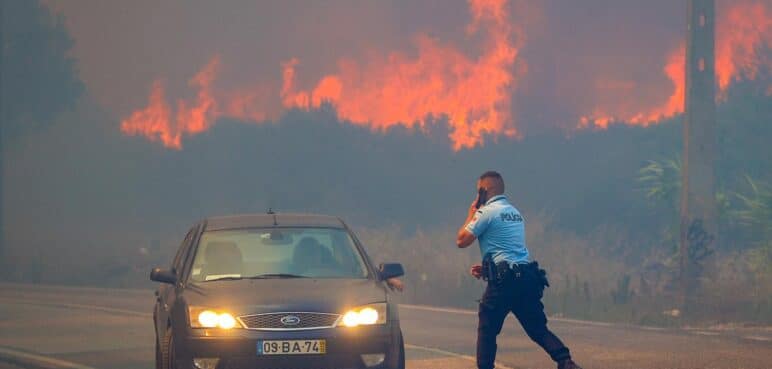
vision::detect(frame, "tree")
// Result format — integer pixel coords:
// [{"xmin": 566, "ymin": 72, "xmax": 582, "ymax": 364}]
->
[
  {"xmin": 638, "ymin": 158, "xmax": 682, "ymax": 210},
  {"xmin": 638, "ymin": 157, "xmax": 730, "ymax": 227},
  {"xmin": 0, "ymin": 0, "xmax": 83, "ymax": 275},
  {"xmin": 733, "ymin": 176, "xmax": 772, "ymax": 270},
  {"xmin": 734, "ymin": 176, "xmax": 772, "ymax": 239}
]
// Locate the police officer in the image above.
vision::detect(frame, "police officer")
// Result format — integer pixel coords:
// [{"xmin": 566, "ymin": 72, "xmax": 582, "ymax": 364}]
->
[{"xmin": 456, "ymin": 171, "xmax": 582, "ymax": 369}]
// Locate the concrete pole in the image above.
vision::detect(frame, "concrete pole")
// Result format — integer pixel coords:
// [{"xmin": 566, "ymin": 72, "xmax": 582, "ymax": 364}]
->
[
  {"xmin": 0, "ymin": 0, "xmax": 5, "ymax": 276},
  {"xmin": 680, "ymin": 0, "xmax": 717, "ymax": 313}
]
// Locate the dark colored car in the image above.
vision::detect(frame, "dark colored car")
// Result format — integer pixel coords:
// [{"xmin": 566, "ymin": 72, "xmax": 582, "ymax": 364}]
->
[{"xmin": 150, "ymin": 213, "xmax": 406, "ymax": 369}]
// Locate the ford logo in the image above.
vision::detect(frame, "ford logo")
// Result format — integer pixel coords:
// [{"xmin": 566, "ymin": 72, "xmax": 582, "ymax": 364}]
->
[{"xmin": 280, "ymin": 315, "xmax": 301, "ymax": 326}]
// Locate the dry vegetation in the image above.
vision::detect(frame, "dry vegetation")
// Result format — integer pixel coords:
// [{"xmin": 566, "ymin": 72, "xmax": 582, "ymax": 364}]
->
[{"xmin": 358, "ymin": 216, "xmax": 772, "ymax": 327}]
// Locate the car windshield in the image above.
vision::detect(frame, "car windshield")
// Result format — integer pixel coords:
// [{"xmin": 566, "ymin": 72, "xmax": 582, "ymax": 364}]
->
[{"xmin": 189, "ymin": 227, "xmax": 369, "ymax": 282}]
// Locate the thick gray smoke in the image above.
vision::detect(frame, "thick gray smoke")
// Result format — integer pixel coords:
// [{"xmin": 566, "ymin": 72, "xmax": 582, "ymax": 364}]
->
[{"xmin": 2, "ymin": 0, "xmax": 771, "ymax": 325}]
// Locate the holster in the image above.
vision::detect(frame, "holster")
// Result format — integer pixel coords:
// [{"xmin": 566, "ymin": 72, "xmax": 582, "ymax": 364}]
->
[
  {"xmin": 495, "ymin": 261, "xmax": 512, "ymax": 280},
  {"xmin": 481, "ymin": 254, "xmax": 497, "ymax": 282},
  {"xmin": 533, "ymin": 261, "xmax": 550, "ymax": 287}
]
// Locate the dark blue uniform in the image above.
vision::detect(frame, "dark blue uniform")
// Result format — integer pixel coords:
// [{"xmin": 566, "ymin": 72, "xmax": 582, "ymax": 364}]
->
[{"xmin": 466, "ymin": 195, "xmax": 571, "ymax": 369}]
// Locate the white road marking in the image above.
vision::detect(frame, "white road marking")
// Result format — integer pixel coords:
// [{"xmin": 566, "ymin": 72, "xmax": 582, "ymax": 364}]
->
[
  {"xmin": 401, "ymin": 304, "xmax": 476, "ymax": 316},
  {"xmin": 639, "ymin": 326, "xmax": 667, "ymax": 331},
  {"xmin": 405, "ymin": 344, "xmax": 513, "ymax": 369},
  {"xmin": 0, "ymin": 346, "xmax": 99, "ymax": 369},
  {"xmin": 0, "ymin": 298, "xmax": 151, "ymax": 318},
  {"xmin": 742, "ymin": 335, "xmax": 771, "ymax": 342},
  {"xmin": 402, "ymin": 304, "xmax": 616, "ymax": 327}
]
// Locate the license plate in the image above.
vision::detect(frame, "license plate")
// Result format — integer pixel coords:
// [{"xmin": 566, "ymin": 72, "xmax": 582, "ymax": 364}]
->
[{"xmin": 257, "ymin": 340, "xmax": 326, "ymax": 355}]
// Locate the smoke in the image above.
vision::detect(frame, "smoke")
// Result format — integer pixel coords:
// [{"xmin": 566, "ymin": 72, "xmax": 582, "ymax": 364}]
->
[
  {"xmin": 579, "ymin": 46, "xmax": 686, "ymax": 129},
  {"xmin": 581, "ymin": 0, "xmax": 771, "ymax": 129},
  {"xmin": 1, "ymin": 0, "xmax": 83, "ymax": 138},
  {"xmin": 5, "ymin": 1, "xmax": 770, "ymax": 326}
]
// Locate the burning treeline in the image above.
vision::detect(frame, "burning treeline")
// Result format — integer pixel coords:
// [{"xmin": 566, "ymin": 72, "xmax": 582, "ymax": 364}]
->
[{"xmin": 121, "ymin": 0, "xmax": 771, "ymax": 150}]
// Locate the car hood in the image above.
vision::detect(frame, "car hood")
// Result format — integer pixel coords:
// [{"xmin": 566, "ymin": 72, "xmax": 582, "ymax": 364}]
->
[{"xmin": 182, "ymin": 278, "xmax": 387, "ymax": 315}]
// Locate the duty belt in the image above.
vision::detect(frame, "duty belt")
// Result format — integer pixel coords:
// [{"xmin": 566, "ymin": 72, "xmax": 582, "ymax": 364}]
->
[
  {"xmin": 496, "ymin": 261, "xmax": 536, "ymax": 279},
  {"xmin": 482, "ymin": 259, "xmax": 544, "ymax": 285}
]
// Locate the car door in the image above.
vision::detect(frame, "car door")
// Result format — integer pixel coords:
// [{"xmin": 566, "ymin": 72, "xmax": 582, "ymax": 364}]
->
[{"xmin": 155, "ymin": 225, "xmax": 198, "ymax": 336}]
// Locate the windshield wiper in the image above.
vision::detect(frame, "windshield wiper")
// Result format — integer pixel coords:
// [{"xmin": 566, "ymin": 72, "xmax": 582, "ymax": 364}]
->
[
  {"xmin": 202, "ymin": 276, "xmax": 244, "ymax": 282},
  {"xmin": 247, "ymin": 273, "xmax": 308, "ymax": 279},
  {"xmin": 202, "ymin": 273, "xmax": 308, "ymax": 282}
]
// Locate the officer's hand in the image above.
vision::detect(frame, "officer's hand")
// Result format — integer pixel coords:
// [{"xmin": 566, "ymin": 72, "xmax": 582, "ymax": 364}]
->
[
  {"xmin": 469, "ymin": 196, "xmax": 480, "ymax": 215},
  {"xmin": 470, "ymin": 264, "xmax": 482, "ymax": 279}
]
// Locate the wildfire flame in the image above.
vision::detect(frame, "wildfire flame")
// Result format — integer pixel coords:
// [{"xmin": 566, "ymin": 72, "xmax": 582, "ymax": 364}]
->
[
  {"xmin": 121, "ymin": 57, "xmax": 220, "ymax": 149},
  {"xmin": 715, "ymin": 0, "xmax": 772, "ymax": 95},
  {"xmin": 280, "ymin": 0, "xmax": 522, "ymax": 150},
  {"xmin": 120, "ymin": 0, "xmax": 522, "ymax": 150},
  {"xmin": 121, "ymin": 0, "xmax": 770, "ymax": 148},
  {"xmin": 580, "ymin": 0, "xmax": 771, "ymax": 129},
  {"xmin": 579, "ymin": 46, "xmax": 685, "ymax": 129}
]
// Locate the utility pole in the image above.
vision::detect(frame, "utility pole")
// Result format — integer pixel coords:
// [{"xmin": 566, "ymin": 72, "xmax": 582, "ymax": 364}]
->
[
  {"xmin": 680, "ymin": 0, "xmax": 717, "ymax": 313},
  {"xmin": 0, "ymin": 0, "xmax": 5, "ymax": 277}
]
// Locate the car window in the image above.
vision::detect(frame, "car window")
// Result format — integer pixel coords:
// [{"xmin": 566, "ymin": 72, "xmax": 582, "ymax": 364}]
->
[
  {"xmin": 188, "ymin": 227, "xmax": 369, "ymax": 282},
  {"xmin": 178, "ymin": 225, "xmax": 201, "ymax": 280},
  {"xmin": 171, "ymin": 227, "xmax": 196, "ymax": 274}
]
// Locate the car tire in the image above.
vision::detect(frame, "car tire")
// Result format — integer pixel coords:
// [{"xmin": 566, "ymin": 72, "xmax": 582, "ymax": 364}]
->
[
  {"xmin": 160, "ymin": 327, "xmax": 174, "ymax": 369},
  {"xmin": 155, "ymin": 337, "xmax": 162, "ymax": 369}
]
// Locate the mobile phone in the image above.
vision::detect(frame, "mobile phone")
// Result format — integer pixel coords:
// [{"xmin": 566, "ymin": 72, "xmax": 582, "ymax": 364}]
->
[{"xmin": 476, "ymin": 188, "xmax": 487, "ymax": 209}]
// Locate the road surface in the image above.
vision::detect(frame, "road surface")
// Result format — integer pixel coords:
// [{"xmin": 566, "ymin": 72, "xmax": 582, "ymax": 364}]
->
[{"xmin": 0, "ymin": 283, "xmax": 770, "ymax": 369}]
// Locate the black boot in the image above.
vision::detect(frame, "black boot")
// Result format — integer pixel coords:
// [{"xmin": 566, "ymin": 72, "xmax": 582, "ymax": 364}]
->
[{"xmin": 557, "ymin": 359, "xmax": 583, "ymax": 369}]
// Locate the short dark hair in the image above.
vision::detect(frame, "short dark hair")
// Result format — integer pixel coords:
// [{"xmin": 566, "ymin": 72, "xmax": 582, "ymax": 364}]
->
[{"xmin": 479, "ymin": 171, "xmax": 503, "ymax": 181}]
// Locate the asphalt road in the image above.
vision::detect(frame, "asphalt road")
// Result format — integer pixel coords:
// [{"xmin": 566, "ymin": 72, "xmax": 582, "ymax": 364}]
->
[{"xmin": 0, "ymin": 283, "xmax": 770, "ymax": 369}]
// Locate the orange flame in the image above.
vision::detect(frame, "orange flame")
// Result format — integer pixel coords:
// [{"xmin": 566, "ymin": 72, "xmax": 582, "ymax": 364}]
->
[
  {"xmin": 581, "ymin": 0, "xmax": 771, "ymax": 129},
  {"xmin": 120, "ymin": 81, "xmax": 175, "ymax": 147},
  {"xmin": 715, "ymin": 0, "xmax": 772, "ymax": 95},
  {"xmin": 281, "ymin": 0, "xmax": 522, "ymax": 150},
  {"xmin": 121, "ymin": 57, "xmax": 221, "ymax": 149},
  {"xmin": 121, "ymin": 0, "xmax": 521, "ymax": 150},
  {"xmin": 121, "ymin": 1, "xmax": 768, "ymax": 147},
  {"xmin": 580, "ymin": 46, "xmax": 685, "ymax": 129}
]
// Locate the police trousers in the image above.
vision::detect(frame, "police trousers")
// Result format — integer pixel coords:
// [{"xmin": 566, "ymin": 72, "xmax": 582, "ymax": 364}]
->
[{"xmin": 477, "ymin": 265, "xmax": 570, "ymax": 369}]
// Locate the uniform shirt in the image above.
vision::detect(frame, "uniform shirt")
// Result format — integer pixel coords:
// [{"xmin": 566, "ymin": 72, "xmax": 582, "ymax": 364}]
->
[{"xmin": 464, "ymin": 194, "xmax": 530, "ymax": 266}]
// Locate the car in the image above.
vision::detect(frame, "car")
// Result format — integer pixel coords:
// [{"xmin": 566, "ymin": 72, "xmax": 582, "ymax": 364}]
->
[{"xmin": 150, "ymin": 212, "xmax": 406, "ymax": 369}]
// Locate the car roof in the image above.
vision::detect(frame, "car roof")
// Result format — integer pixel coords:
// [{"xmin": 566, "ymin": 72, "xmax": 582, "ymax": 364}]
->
[{"xmin": 203, "ymin": 213, "xmax": 346, "ymax": 231}]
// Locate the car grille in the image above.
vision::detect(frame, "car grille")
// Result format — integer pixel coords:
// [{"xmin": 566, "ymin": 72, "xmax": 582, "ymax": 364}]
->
[{"xmin": 238, "ymin": 312, "xmax": 340, "ymax": 330}]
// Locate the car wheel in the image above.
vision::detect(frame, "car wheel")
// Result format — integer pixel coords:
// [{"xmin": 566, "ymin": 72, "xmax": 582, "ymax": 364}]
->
[
  {"xmin": 160, "ymin": 327, "xmax": 174, "ymax": 369},
  {"xmin": 155, "ymin": 337, "xmax": 162, "ymax": 369}
]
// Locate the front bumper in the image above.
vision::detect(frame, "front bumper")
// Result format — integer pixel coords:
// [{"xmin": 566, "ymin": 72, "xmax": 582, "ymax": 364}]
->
[{"xmin": 176, "ymin": 324, "xmax": 398, "ymax": 369}]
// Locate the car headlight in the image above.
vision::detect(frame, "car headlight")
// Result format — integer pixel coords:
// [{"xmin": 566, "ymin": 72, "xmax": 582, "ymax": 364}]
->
[
  {"xmin": 339, "ymin": 303, "xmax": 387, "ymax": 327},
  {"xmin": 188, "ymin": 306, "xmax": 242, "ymax": 329}
]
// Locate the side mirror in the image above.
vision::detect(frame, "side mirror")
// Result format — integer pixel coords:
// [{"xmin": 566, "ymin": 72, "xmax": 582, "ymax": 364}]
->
[
  {"xmin": 379, "ymin": 263, "xmax": 405, "ymax": 280},
  {"xmin": 150, "ymin": 268, "xmax": 177, "ymax": 284}
]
